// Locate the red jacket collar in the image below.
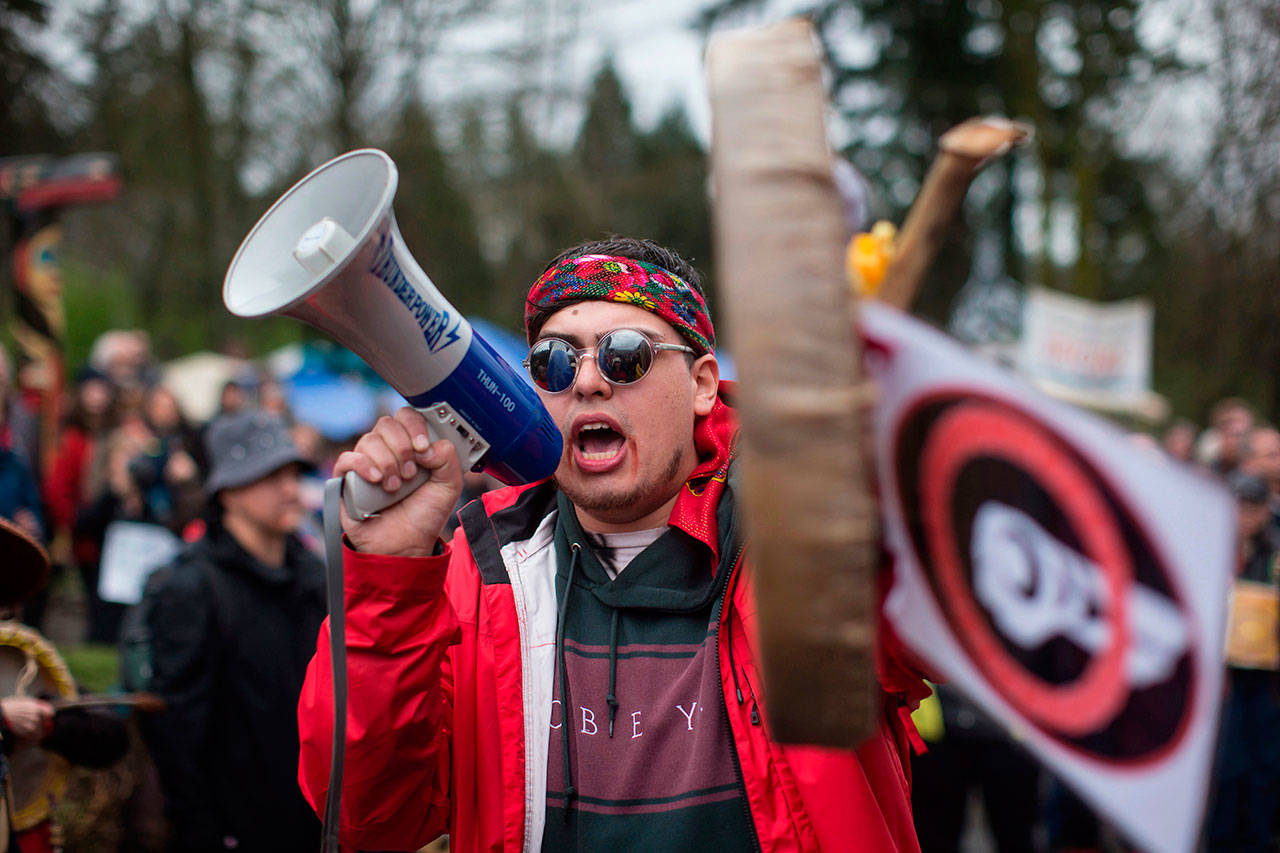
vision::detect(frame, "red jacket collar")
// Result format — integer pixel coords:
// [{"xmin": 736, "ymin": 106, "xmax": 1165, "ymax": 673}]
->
[{"xmin": 669, "ymin": 382, "xmax": 739, "ymax": 559}]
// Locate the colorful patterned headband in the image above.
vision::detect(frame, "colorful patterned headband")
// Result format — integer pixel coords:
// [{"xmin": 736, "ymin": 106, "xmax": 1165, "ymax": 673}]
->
[{"xmin": 525, "ymin": 254, "xmax": 716, "ymax": 355}]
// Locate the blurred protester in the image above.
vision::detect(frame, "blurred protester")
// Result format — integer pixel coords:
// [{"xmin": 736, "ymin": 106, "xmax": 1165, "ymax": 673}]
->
[
  {"xmin": 0, "ymin": 438, "xmax": 43, "ymax": 542},
  {"xmin": 911, "ymin": 683, "xmax": 1040, "ymax": 853},
  {"xmin": 196, "ymin": 376, "xmax": 256, "ymax": 480},
  {"xmin": 1209, "ymin": 471, "xmax": 1280, "ymax": 851},
  {"xmin": 142, "ymin": 383, "xmax": 208, "ymax": 478},
  {"xmin": 1160, "ymin": 418, "xmax": 1197, "ymax": 465},
  {"xmin": 75, "ymin": 420, "xmax": 202, "ymax": 643},
  {"xmin": 1203, "ymin": 398, "xmax": 1255, "ymax": 477},
  {"xmin": 0, "ymin": 346, "xmax": 40, "ymax": 476},
  {"xmin": 215, "ymin": 378, "xmax": 249, "ymax": 417},
  {"xmin": 89, "ymin": 329, "xmax": 157, "ymax": 393},
  {"xmin": 89, "ymin": 329, "xmax": 156, "ymax": 421},
  {"xmin": 257, "ymin": 376, "xmax": 290, "ymax": 419},
  {"xmin": 5, "ymin": 346, "xmax": 47, "ymax": 630},
  {"xmin": 289, "ymin": 423, "xmax": 327, "ymax": 475},
  {"xmin": 43, "ymin": 367, "xmax": 118, "ymax": 635},
  {"xmin": 44, "ymin": 366, "xmax": 117, "ymax": 551},
  {"xmin": 286, "ymin": 422, "xmax": 328, "ymax": 553},
  {"xmin": 142, "ymin": 412, "xmax": 325, "ymax": 852},
  {"xmin": 1241, "ymin": 425, "xmax": 1280, "ymax": 513},
  {"xmin": 0, "ymin": 372, "xmax": 43, "ymax": 544}
]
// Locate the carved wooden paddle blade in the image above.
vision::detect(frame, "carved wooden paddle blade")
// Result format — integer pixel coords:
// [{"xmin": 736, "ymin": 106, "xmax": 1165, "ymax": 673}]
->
[{"xmin": 708, "ymin": 19, "xmax": 878, "ymax": 746}]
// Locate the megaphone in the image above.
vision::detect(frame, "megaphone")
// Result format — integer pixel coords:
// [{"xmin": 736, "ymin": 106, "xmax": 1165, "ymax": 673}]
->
[{"xmin": 223, "ymin": 149, "xmax": 562, "ymax": 519}]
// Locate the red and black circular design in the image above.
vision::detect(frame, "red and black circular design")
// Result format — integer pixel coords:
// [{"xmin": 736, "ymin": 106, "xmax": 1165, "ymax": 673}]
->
[{"xmin": 892, "ymin": 390, "xmax": 1195, "ymax": 764}]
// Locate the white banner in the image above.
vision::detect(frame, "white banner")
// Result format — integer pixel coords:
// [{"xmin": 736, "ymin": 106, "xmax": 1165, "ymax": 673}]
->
[
  {"xmin": 98, "ymin": 521, "xmax": 182, "ymax": 605},
  {"xmin": 861, "ymin": 302, "xmax": 1232, "ymax": 853}
]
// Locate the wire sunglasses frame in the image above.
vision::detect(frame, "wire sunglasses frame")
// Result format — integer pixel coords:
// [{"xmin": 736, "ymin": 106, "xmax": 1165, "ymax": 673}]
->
[{"xmin": 523, "ymin": 327, "xmax": 695, "ymax": 393}]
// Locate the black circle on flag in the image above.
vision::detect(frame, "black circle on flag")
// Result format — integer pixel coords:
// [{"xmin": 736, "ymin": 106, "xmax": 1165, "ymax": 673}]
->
[{"xmin": 892, "ymin": 391, "xmax": 1195, "ymax": 764}]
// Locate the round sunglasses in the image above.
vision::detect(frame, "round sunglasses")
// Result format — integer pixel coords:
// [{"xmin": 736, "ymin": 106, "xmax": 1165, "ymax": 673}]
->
[{"xmin": 524, "ymin": 328, "xmax": 695, "ymax": 393}]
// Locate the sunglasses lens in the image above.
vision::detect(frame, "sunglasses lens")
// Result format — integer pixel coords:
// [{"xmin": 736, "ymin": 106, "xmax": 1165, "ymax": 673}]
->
[
  {"xmin": 597, "ymin": 329, "xmax": 653, "ymax": 385},
  {"xmin": 528, "ymin": 340, "xmax": 578, "ymax": 392}
]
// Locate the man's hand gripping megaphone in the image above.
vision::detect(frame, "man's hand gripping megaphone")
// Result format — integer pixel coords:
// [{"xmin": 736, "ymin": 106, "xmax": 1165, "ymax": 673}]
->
[{"xmin": 333, "ymin": 408, "xmax": 463, "ymax": 556}]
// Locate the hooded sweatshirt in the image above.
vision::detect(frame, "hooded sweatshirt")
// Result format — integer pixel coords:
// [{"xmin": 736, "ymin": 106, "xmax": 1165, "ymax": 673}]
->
[{"xmin": 543, "ymin": 485, "xmax": 756, "ymax": 851}]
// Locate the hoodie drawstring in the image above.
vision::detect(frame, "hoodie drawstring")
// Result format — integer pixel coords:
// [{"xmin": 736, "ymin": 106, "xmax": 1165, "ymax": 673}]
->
[
  {"xmin": 556, "ymin": 542, "xmax": 581, "ymax": 818},
  {"xmin": 606, "ymin": 608, "xmax": 620, "ymax": 737}
]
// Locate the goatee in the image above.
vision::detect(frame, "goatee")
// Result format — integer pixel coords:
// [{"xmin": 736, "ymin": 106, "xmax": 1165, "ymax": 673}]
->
[{"xmin": 557, "ymin": 445, "xmax": 686, "ymax": 519}]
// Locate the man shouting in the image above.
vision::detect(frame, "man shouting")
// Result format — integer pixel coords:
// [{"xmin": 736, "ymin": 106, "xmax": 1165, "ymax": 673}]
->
[{"xmin": 298, "ymin": 238, "xmax": 926, "ymax": 851}]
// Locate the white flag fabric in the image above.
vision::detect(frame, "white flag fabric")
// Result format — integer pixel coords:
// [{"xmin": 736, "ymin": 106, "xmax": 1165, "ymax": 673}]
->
[{"xmin": 862, "ymin": 302, "xmax": 1232, "ymax": 853}]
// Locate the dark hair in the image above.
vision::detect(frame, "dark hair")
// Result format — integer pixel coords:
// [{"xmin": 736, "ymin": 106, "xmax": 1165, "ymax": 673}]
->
[
  {"xmin": 525, "ymin": 236, "xmax": 707, "ymax": 344},
  {"xmin": 1210, "ymin": 397, "xmax": 1253, "ymax": 427},
  {"xmin": 65, "ymin": 371, "xmax": 120, "ymax": 434},
  {"xmin": 1242, "ymin": 423, "xmax": 1280, "ymax": 460}
]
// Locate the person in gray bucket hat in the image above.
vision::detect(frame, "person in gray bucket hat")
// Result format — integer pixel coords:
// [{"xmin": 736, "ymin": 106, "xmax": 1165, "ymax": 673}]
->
[
  {"xmin": 205, "ymin": 410, "xmax": 306, "ymax": 494},
  {"xmin": 138, "ymin": 409, "xmax": 327, "ymax": 852}
]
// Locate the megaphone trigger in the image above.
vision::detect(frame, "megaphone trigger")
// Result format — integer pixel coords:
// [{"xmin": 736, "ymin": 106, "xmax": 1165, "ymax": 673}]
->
[{"xmin": 339, "ymin": 402, "xmax": 490, "ymax": 520}]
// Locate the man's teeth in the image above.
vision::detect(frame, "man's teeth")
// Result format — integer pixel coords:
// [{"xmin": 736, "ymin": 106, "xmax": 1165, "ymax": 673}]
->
[{"xmin": 579, "ymin": 422, "xmax": 621, "ymax": 461}]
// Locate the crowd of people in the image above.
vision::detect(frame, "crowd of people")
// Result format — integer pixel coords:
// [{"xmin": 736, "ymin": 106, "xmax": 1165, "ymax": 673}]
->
[
  {"xmin": 0, "ymin": 329, "xmax": 358, "ymax": 852},
  {"xmin": 1, "ymin": 331, "xmax": 345, "ymax": 636},
  {"xmin": 1182, "ymin": 399, "xmax": 1280, "ymax": 852},
  {"xmin": 1, "ymin": 299, "xmax": 1278, "ymax": 851}
]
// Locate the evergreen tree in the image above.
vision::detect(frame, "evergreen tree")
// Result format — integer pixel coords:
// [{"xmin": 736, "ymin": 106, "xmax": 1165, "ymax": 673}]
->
[
  {"xmin": 570, "ymin": 60, "xmax": 714, "ymax": 299},
  {"xmin": 573, "ymin": 60, "xmax": 643, "ymax": 233},
  {"xmin": 383, "ymin": 101, "xmax": 495, "ymax": 319},
  {"xmin": 635, "ymin": 106, "xmax": 715, "ymax": 310},
  {"xmin": 0, "ymin": 0, "xmax": 62, "ymax": 156},
  {"xmin": 699, "ymin": 0, "xmax": 1162, "ymax": 322},
  {"xmin": 493, "ymin": 99, "xmax": 593, "ymax": 327}
]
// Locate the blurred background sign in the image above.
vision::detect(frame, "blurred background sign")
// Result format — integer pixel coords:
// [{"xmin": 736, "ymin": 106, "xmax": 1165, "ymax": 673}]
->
[{"xmin": 1017, "ymin": 287, "xmax": 1167, "ymax": 422}]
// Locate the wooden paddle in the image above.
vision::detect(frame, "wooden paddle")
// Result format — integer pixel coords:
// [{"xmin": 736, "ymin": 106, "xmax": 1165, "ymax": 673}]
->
[
  {"xmin": 708, "ymin": 18, "xmax": 880, "ymax": 746},
  {"xmin": 708, "ymin": 20, "xmax": 1031, "ymax": 748}
]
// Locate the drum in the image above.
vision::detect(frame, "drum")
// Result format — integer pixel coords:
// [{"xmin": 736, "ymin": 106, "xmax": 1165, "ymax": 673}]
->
[
  {"xmin": 0, "ymin": 518, "xmax": 49, "ymax": 609},
  {"xmin": 0, "ymin": 621, "xmax": 77, "ymax": 831}
]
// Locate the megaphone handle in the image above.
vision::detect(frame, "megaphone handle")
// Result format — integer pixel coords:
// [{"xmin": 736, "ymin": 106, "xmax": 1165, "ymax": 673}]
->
[
  {"xmin": 339, "ymin": 402, "xmax": 489, "ymax": 520},
  {"xmin": 341, "ymin": 467, "xmax": 433, "ymax": 520}
]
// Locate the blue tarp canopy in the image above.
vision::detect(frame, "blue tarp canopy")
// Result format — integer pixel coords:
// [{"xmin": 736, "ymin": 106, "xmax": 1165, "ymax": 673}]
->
[{"xmin": 284, "ymin": 367, "xmax": 379, "ymax": 440}]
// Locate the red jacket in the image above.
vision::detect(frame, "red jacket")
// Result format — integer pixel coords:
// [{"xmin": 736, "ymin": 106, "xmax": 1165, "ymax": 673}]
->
[{"xmin": 298, "ymin": 474, "xmax": 926, "ymax": 852}]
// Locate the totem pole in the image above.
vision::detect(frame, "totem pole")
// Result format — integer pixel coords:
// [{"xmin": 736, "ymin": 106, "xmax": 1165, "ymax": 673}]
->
[{"xmin": 0, "ymin": 153, "xmax": 122, "ymax": 470}]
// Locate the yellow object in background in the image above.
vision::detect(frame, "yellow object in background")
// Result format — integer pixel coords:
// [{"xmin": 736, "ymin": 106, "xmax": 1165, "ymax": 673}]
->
[
  {"xmin": 1225, "ymin": 580, "xmax": 1280, "ymax": 669},
  {"xmin": 911, "ymin": 682, "xmax": 945, "ymax": 743},
  {"xmin": 846, "ymin": 220, "xmax": 898, "ymax": 298}
]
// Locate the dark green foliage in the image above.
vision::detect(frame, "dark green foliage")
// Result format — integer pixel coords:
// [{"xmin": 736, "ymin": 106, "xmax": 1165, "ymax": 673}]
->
[
  {"xmin": 0, "ymin": 0, "xmax": 61, "ymax": 156},
  {"xmin": 698, "ymin": 0, "xmax": 1280, "ymax": 423},
  {"xmin": 382, "ymin": 102, "xmax": 495, "ymax": 319}
]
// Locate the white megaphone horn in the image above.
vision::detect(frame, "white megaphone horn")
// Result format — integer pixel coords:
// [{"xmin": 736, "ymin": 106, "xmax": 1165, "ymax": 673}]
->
[{"xmin": 223, "ymin": 149, "xmax": 562, "ymax": 519}]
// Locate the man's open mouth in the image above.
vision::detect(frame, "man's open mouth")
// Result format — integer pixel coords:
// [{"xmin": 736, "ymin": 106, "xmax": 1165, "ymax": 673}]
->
[{"xmin": 577, "ymin": 422, "xmax": 626, "ymax": 461}]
